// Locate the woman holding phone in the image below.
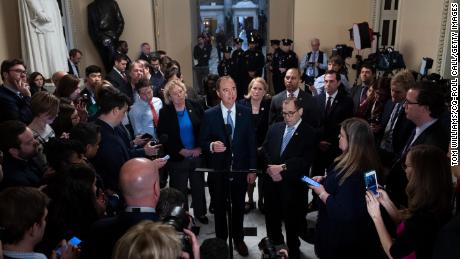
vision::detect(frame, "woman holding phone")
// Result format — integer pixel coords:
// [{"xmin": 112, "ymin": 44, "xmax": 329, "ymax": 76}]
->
[
  {"xmin": 366, "ymin": 145, "xmax": 452, "ymax": 259},
  {"xmin": 309, "ymin": 118, "xmax": 383, "ymax": 258}
]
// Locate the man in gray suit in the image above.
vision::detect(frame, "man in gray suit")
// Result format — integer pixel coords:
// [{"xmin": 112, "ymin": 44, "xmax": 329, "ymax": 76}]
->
[{"xmin": 269, "ymin": 68, "xmax": 320, "ymax": 128}]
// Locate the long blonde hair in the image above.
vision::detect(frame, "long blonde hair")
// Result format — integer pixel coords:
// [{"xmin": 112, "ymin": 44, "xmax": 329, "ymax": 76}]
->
[{"xmin": 334, "ymin": 118, "xmax": 382, "ymax": 185}]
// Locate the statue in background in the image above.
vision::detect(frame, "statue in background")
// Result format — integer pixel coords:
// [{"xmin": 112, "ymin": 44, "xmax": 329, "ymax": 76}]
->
[
  {"xmin": 88, "ymin": 0, "xmax": 125, "ymax": 72},
  {"xmin": 18, "ymin": 0, "xmax": 69, "ymax": 79}
]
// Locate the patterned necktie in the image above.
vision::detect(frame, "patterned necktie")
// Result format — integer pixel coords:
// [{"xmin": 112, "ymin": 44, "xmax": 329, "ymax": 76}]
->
[
  {"xmin": 288, "ymin": 92, "xmax": 294, "ymax": 98},
  {"xmin": 148, "ymin": 101, "xmax": 159, "ymax": 127},
  {"xmin": 227, "ymin": 109, "xmax": 234, "ymax": 139},
  {"xmin": 380, "ymin": 103, "xmax": 402, "ymax": 151},
  {"xmin": 360, "ymin": 86, "xmax": 369, "ymax": 104},
  {"xmin": 280, "ymin": 126, "xmax": 295, "ymax": 155}
]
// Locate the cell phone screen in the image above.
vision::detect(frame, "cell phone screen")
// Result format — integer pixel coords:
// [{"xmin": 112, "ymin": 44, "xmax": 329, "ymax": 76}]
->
[
  {"xmin": 55, "ymin": 236, "xmax": 81, "ymax": 256},
  {"xmin": 301, "ymin": 176, "xmax": 320, "ymax": 187},
  {"xmin": 364, "ymin": 170, "xmax": 379, "ymax": 196}
]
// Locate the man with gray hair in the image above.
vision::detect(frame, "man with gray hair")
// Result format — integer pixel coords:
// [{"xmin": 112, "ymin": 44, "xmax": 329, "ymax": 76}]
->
[{"xmin": 300, "ymin": 38, "xmax": 328, "ymax": 86}]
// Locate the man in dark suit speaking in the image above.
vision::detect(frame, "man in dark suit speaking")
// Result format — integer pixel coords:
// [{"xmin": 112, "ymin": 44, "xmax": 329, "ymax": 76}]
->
[
  {"xmin": 200, "ymin": 76, "xmax": 257, "ymax": 256},
  {"xmin": 262, "ymin": 97, "xmax": 317, "ymax": 259}
]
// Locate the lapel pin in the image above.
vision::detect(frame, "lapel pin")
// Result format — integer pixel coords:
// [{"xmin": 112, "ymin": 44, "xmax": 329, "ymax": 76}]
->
[{"xmin": 261, "ymin": 107, "xmax": 265, "ymax": 111}]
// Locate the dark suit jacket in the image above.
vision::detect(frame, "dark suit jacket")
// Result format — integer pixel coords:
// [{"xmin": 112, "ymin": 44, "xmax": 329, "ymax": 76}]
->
[
  {"xmin": 387, "ymin": 119, "xmax": 449, "ymax": 206},
  {"xmin": 81, "ymin": 212, "xmax": 159, "ymax": 259},
  {"xmin": 381, "ymin": 100, "xmax": 415, "ymax": 155},
  {"xmin": 90, "ymin": 119, "xmax": 145, "ymax": 191},
  {"xmin": 268, "ymin": 89, "xmax": 320, "ymax": 128},
  {"xmin": 0, "ymin": 85, "xmax": 33, "ymax": 124},
  {"xmin": 157, "ymin": 100, "xmax": 203, "ymax": 162},
  {"xmin": 106, "ymin": 69, "xmax": 133, "ymax": 102},
  {"xmin": 262, "ymin": 120, "xmax": 316, "ymax": 182},
  {"xmin": 315, "ymin": 168, "xmax": 381, "ymax": 258},
  {"xmin": 408, "ymin": 119, "xmax": 449, "ymax": 153},
  {"xmin": 315, "ymin": 91, "xmax": 354, "ymax": 146},
  {"xmin": 0, "ymin": 154, "xmax": 44, "ymax": 191},
  {"xmin": 67, "ymin": 59, "xmax": 80, "ymax": 77},
  {"xmin": 199, "ymin": 103, "xmax": 257, "ymax": 171},
  {"xmin": 139, "ymin": 53, "xmax": 151, "ymax": 62},
  {"xmin": 237, "ymin": 98, "xmax": 270, "ymax": 147},
  {"xmin": 350, "ymin": 84, "xmax": 367, "ymax": 114}
]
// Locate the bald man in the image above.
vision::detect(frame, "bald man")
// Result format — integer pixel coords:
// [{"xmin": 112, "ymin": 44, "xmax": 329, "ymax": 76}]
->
[
  {"xmin": 51, "ymin": 70, "xmax": 67, "ymax": 86},
  {"xmin": 82, "ymin": 158, "xmax": 162, "ymax": 259}
]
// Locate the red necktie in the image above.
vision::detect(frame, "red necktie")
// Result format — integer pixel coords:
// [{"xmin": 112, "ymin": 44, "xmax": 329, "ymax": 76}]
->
[{"xmin": 148, "ymin": 101, "xmax": 159, "ymax": 127}]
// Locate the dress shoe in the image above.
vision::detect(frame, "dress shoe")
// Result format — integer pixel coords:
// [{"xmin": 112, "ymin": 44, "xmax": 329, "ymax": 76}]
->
[
  {"xmin": 196, "ymin": 215, "xmax": 209, "ymax": 224},
  {"xmin": 234, "ymin": 240, "xmax": 249, "ymax": 256},
  {"xmin": 244, "ymin": 201, "xmax": 255, "ymax": 214}
]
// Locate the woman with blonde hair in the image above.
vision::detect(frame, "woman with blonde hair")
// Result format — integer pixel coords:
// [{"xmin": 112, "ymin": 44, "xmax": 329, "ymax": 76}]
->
[
  {"xmin": 238, "ymin": 77, "xmax": 271, "ymax": 212},
  {"xmin": 113, "ymin": 221, "xmax": 199, "ymax": 259},
  {"xmin": 157, "ymin": 79, "xmax": 208, "ymax": 223},
  {"xmin": 309, "ymin": 117, "xmax": 383, "ymax": 258}
]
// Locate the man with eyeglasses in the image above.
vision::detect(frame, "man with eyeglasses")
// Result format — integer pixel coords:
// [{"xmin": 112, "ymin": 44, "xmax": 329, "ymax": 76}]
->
[
  {"xmin": 262, "ymin": 97, "xmax": 317, "ymax": 259},
  {"xmin": 0, "ymin": 59, "xmax": 33, "ymax": 124},
  {"xmin": 269, "ymin": 68, "xmax": 320, "ymax": 128},
  {"xmin": 386, "ymin": 81, "xmax": 449, "ymax": 207}
]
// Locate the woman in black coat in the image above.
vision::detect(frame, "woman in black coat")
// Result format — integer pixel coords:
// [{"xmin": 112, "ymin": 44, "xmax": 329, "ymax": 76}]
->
[
  {"xmin": 237, "ymin": 77, "xmax": 270, "ymax": 212},
  {"xmin": 157, "ymin": 79, "xmax": 208, "ymax": 223},
  {"xmin": 309, "ymin": 118, "xmax": 383, "ymax": 258}
]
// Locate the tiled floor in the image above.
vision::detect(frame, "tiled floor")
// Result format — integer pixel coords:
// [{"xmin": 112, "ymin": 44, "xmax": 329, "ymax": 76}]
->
[{"xmin": 188, "ymin": 173, "xmax": 319, "ymax": 259}]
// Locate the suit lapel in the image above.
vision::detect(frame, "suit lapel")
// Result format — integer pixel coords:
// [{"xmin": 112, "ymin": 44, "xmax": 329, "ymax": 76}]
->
[
  {"xmin": 233, "ymin": 105, "xmax": 243, "ymax": 144},
  {"xmin": 274, "ymin": 123, "xmax": 285, "ymax": 159}
]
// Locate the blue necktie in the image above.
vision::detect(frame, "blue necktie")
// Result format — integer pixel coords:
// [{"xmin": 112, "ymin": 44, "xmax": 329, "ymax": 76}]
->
[
  {"xmin": 227, "ymin": 109, "xmax": 234, "ymax": 139},
  {"xmin": 280, "ymin": 126, "xmax": 295, "ymax": 155}
]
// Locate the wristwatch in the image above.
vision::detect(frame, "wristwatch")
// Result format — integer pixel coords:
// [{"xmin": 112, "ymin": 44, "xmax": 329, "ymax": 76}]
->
[{"xmin": 281, "ymin": 164, "xmax": 287, "ymax": 171}]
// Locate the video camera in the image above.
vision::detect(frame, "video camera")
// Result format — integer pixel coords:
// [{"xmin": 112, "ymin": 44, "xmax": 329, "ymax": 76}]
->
[
  {"xmin": 163, "ymin": 206, "xmax": 194, "ymax": 258},
  {"xmin": 332, "ymin": 44, "xmax": 354, "ymax": 61},
  {"xmin": 258, "ymin": 237, "xmax": 288, "ymax": 259}
]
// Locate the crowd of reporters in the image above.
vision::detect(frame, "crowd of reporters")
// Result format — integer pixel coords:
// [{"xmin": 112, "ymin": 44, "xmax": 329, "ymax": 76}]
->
[{"xmin": 0, "ymin": 38, "xmax": 458, "ymax": 259}]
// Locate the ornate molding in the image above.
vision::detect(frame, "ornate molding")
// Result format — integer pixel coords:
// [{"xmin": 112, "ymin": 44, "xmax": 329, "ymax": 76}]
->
[
  {"xmin": 437, "ymin": 0, "xmax": 450, "ymax": 75},
  {"xmin": 62, "ymin": 0, "xmax": 76, "ymax": 49}
]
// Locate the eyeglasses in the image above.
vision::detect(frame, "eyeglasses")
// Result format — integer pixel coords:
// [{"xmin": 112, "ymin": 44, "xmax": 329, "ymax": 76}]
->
[
  {"xmin": 282, "ymin": 110, "xmax": 298, "ymax": 118},
  {"xmin": 9, "ymin": 69, "xmax": 27, "ymax": 74},
  {"xmin": 404, "ymin": 99, "xmax": 419, "ymax": 105}
]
